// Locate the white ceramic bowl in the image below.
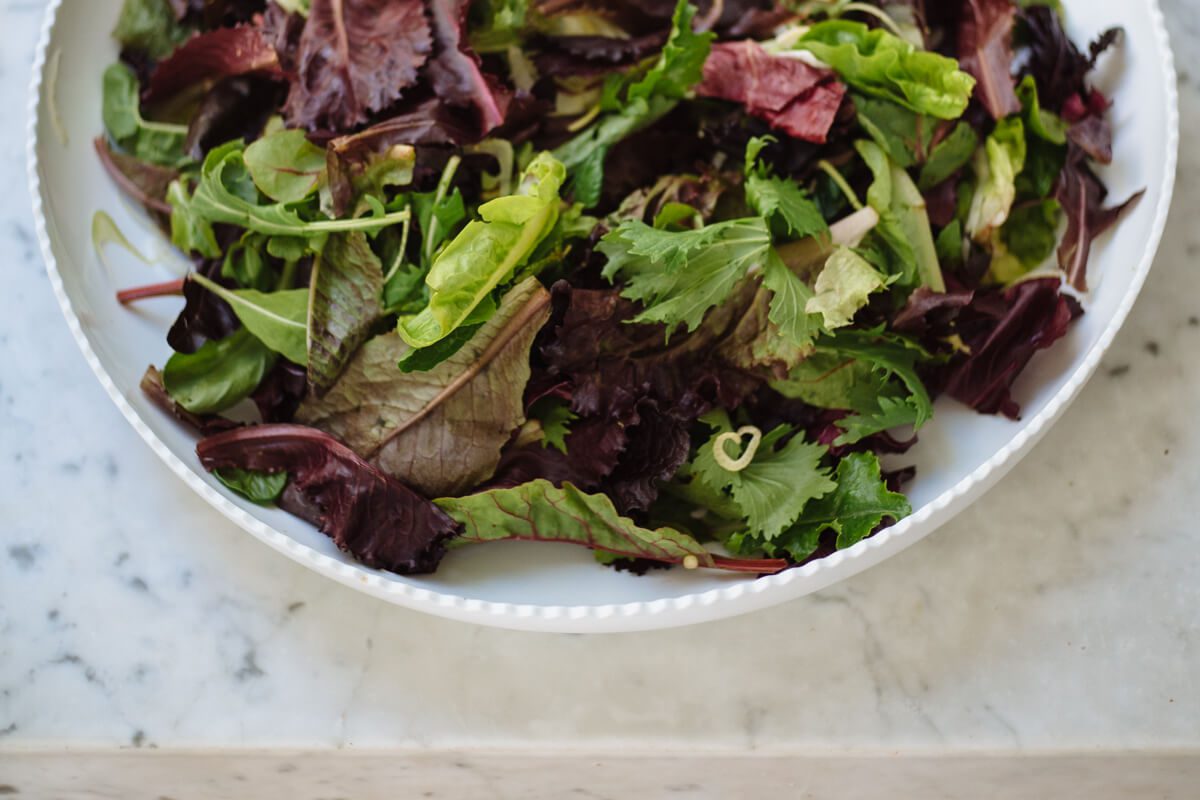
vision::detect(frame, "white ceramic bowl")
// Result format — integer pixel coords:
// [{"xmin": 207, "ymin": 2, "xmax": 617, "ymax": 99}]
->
[{"xmin": 28, "ymin": 0, "xmax": 1177, "ymax": 632}]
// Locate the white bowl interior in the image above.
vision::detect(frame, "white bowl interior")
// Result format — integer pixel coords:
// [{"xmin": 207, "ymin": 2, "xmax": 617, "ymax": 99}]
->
[{"xmin": 29, "ymin": 0, "xmax": 1177, "ymax": 629}]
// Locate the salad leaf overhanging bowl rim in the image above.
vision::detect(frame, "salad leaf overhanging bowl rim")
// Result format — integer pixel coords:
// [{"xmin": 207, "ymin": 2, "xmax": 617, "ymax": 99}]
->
[{"xmin": 27, "ymin": 0, "xmax": 1179, "ymax": 632}]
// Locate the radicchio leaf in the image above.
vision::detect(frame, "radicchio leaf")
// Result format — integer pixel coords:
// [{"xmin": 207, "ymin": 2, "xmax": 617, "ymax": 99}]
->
[
  {"xmin": 1054, "ymin": 146, "xmax": 1143, "ymax": 292},
  {"xmin": 697, "ymin": 41, "xmax": 846, "ymax": 144},
  {"xmin": 144, "ymin": 24, "xmax": 283, "ymax": 104},
  {"xmin": 296, "ymin": 278, "xmax": 552, "ymax": 497},
  {"xmin": 197, "ymin": 425, "xmax": 460, "ymax": 574},
  {"xmin": 307, "ymin": 232, "xmax": 384, "ymax": 395},
  {"xmin": 957, "ymin": 0, "xmax": 1019, "ymax": 120},
  {"xmin": 284, "ymin": 0, "xmax": 433, "ymax": 131},
  {"xmin": 942, "ymin": 277, "xmax": 1080, "ymax": 419},
  {"xmin": 426, "ymin": 0, "xmax": 509, "ymax": 135}
]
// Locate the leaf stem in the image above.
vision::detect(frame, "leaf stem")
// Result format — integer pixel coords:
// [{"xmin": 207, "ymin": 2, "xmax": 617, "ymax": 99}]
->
[
  {"xmin": 817, "ymin": 159, "xmax": 864, "ymax": 211},
  {"xmin": 424, "ymin": 156, "xmax": 462, "ymax": 265},
  {"xmin": 116, "ymin": 278, "xmax": 186, "ymax": 304}
]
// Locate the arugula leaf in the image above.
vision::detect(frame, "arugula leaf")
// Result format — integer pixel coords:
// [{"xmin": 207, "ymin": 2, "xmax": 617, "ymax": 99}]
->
[
  {"xmin": 168, "ymin": 179, "xmax": 220, "ymax": 259},
  {"xmin": 806, "ymin": 246, "xmax": 887, "ymax": 329},
  {"xmin": 853, "ymin": 94, "xmax": 933, "ymax": 169},
  {"xmin": 795, "ymin": 21, "xmax": 975, "ymax": 120},
  {"xmin": 918, "ymin": 123, "xmax": 979, "ymax": 190},
  {"xmin": 599, "ymin": 217, "xmax": 773, "ymax": 335},
  {"xmin": 744, "ymin": 137, "xmax": 829, "ymax": 242},
  {"xmin": 966, "ymin": 117, "xmax": 1027, "ymax": 241},
  {"xmin": 438, "ymin": 480, "xmax": 780, "ymax": 572},
  {"xmin": 397, "ymin": 153, "xmax": 565, "ymax": 349},
  {"xmin": 162, "ymin": 328, "xmax": 276, "ymax": 414},
  {"xmin": 188, "ymin": 142, "xmax": 411, "ymax": 240},
  {"xmin": 856, "ymin": 140, "xmax": 944, "ymax": 291},
  {"xmin": 112, "ymin": 0, "xmax": 190, "ymax": 60},
  {"xmin": 214, "ymin": 468, "xmax": 288, "ymax": 505},
  {"xmin": 102, "ymin": 63, "xmax": 189, "ymax": 167},
  {"xmin": 552, "ymin": 0, "xmax": 713, "ymax": 207},
  {"xmin": 308, "ymin": 232, "xmax": 384, "ymax": 393},
  {"xmin": 190, "ymin": 274, "xmax": 309, "ymax": 366},
  {"xmin": 244, "ymin": 129, "xmax": 327, "ymax": 204},
  {"xmin": 729, "ymin": 453, "xmax": 911, "ymax": 562},
  {"xmin": 691, "ymin": 414, "xmax": 836, "ymax": 541}
]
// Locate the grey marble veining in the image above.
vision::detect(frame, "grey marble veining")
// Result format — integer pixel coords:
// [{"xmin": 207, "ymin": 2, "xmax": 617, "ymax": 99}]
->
[{"xmin": 2, "ymin": 0, "xmax": 1200, "ymax": 757}]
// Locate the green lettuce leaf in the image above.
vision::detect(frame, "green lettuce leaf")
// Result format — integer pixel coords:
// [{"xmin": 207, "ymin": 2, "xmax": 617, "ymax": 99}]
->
[
  {"xmin": 805, "ymin": 246, "xmax": 887, "ymax": 329},
  {"xmin": 856, "ymin": 140, "xmax": 944, "ymax": 291},
  {"xmin": 966, "ymin": 117, "xmax": 1027, "ymax": 241},
  {"xmin": 795, "ymin": 21, "xmax": 975, "ymax": 120},
  {"xmin": 852, "ymin": 94, "xmax": 934, "ymax": 169},
  {"xmin": 396, "ymin": 153, "xmax": 564, "ymax": 349}
]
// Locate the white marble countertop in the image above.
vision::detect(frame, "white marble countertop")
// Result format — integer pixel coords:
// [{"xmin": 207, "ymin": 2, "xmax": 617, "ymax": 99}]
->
[{"xmin": 3, "ymin": 0, "xmax": 1200, "ymax": 764}]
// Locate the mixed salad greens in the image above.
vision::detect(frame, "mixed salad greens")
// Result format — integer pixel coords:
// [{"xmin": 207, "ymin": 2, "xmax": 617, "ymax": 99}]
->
[{"xmin": 101, "ymin": 0, "xmax": 1140, "ymax": 577}]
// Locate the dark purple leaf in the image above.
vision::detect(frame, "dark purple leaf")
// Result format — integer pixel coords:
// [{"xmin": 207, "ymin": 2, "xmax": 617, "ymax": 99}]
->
[
  {"xmin": 144, "ymin": 24, "xmax": 283, "ymax": 104},
  {"xmin": 197, "ymin": 425, "xmax": 460, "ymax": 574},
  {"xmin": 892, "ymin": 286, "xmax": 975, "ymax": 335},
  {"xmin": 168, "ymin": 257, "xmax": 239, "ymax": 354},
  {"xmin": 1019, "ymin": 7, "xmax": 1121, "ymax": 113},
  {"xmin": 94, "ymin": 137, "xmax": 176, "ymax": 216},
  {"xmin": 284, "ymin": 0, "xmax": 432, "ymax": 131},
  {"xmin": 426, "ymin": 0, "xmax": 509, "ymax": 134},
  {"xmin": 943, "ymin": 277, "xmax": 1080, "ymax": 419},
  {"xmin": 185, "ymin": 75, "xmax": 286, "ymax": 159},
  {"xmin": 957, "ymin": 0, "xmax": 1019, "ymax": 119},
  {"xmin": 1055, "ymin": 145, "xmax": 1143, "ymax": 292},
  {"xmin": 532, "ymin": 31, "xmax": 668, "ymax": 77},
  {"xmin": 602, "ymin": 399, "xmax": 692, "ymax": 513},
  {"xmin": 697, "ymin": 41, "xmax": 846, "ymax": 144},
  {"xmin": 1066, "ymin": 114, "xmax": 1113, "ymax": 165},
  {"xmin": 487, "ymin": 416, "xmax": 628, "ymax": 492},
  {"xmin": 252, "ymin": 360, "xmax": 308, "ymax": 423},
  {"xmin": 261, "ymin": 2, "xmax": 305, "ymax": 74}
]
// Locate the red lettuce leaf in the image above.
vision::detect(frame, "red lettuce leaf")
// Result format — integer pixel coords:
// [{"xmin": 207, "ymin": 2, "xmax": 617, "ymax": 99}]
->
[
  {"xmin": 533, "ymin": 32, "xmax": 669, "ymax": 77},
  {"xmin": 426, "ymin": 0, "xmax": 509, "ymax": 135},
  {"xmin": 168, "ymin": 257, "xmax": 240, "ymax": 354},
  {"xmin": 697, "ymin": 40, "xmax": 846, "ymax": 144},
  {"xmin": 942, "ymin": 277, "xmax": 1080, "ymax": 419},
  {"xmin": 892, "ymin": 286, "xmax": 975, "ymax": 335},
  {"xmin": 957, "ymin": 0, "xmax": 1019, "ymax": 119},
  {"xmin": 197, "ymin": 425, "xmax": 460, "ymax": 574},
  {"xmin": 144, "ymin": 24, "xmax": 282, "ymax": 104},
  {"xmin": 94, "ymin": 137, "xmax": 176, "ymax": 216},
  {"xmin": 1054, "ymin": 145, "xmax": 1143, "ymax": 292},
  {"xmin": 1018, "ymin": 8, "xmax": 1121, "ymax": 114},
  {"xmin": 284, "ymin": 0, "xmax": 433, "ymax": 131},
  {"xmin": 184, "ymin": 75, "xmax": 286, "ymax": 159},
  {"xmin": 252, "ymin": 360, "xmax": 308, "ymax": 424}
]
